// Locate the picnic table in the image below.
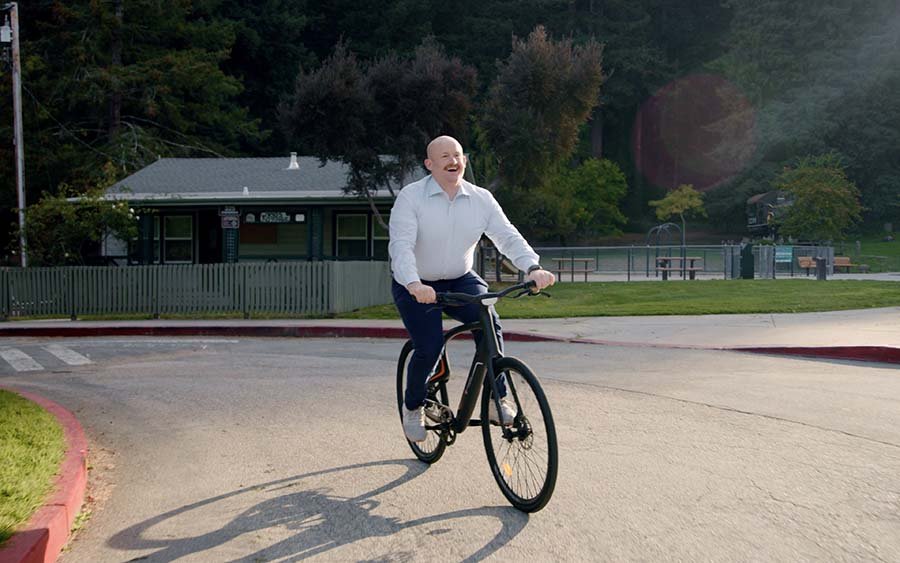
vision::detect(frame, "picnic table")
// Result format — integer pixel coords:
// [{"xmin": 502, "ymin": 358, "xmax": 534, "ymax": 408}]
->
[
  {"xmin": 656, "ymin": 256, "xmax": 703, "ymax": 280},
  {"xmin": 551, "ymin": 257, "xmax": 596, "ymax": 282}
]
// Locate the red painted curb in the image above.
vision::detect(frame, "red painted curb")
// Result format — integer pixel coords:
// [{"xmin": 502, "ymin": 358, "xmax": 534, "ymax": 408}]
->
[
  {"xmin": 736, "ymin": 346, "xmax": 900, "ymax": 365},
  {"xmin": 0, "ymin": 389, "xmax": 88, "ymax": 563},
  {"xmin": 0, "ymin": 324, "xmax": 552, "ymax": 341}
]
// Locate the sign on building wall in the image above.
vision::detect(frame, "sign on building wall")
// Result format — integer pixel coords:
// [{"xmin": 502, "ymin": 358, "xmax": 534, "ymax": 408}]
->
[
  {"xmin": 244, "ymin": 211, "xmax": 306, "ymax": 224},
  {"xmin": 220, "ymin": 207, "xmax": 240, "ymax": 230}
]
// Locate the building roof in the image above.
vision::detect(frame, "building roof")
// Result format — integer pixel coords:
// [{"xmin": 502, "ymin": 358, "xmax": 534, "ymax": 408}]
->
[
  {"xmin": 746, "ymin": 192, "xmax": 768, "ymax": 205},
  {"xmin": 106, "ymin": 155, "xmax": 422, "ymax": 203},
  {"xmin": 746, "ymin": 191, "xmax": 784, "ymax": 205}
]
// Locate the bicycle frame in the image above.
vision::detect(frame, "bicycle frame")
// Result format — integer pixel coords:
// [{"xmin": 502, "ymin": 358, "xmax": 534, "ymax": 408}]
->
[
  {"xmin": 439, "ymin": 302, "xmax": 506, "ymax": 435},
  {"xmin": 399, "ymin": 279, "xmax": 557, "ymax": 512}
]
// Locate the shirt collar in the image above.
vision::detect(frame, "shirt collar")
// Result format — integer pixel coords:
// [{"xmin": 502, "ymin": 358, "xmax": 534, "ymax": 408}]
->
[{"xmin": 426, "ymin": 175, "xmax": 471, "ymax": 198}]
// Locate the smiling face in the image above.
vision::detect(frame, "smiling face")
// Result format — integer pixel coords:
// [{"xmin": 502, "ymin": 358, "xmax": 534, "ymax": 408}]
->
[{"xmin": 425, "ymin": 136, "xmax": 467, "ymax": 189}]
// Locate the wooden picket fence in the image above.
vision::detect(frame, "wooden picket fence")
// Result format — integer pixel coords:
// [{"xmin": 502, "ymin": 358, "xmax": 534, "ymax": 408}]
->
[{"xmin": 0, "ymin": 261, "xmax": 392, "ymax": 319}]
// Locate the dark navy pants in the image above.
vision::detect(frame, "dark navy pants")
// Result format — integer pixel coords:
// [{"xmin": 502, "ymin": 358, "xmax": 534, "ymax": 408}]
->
[{"xmin": 393, "ymin": 271, "xmax": 503, "ymax": 410}]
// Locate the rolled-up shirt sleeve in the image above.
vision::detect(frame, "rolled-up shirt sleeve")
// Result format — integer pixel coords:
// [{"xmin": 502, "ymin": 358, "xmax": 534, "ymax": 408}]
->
[
  {"xmin": 483, "ymin": 192, "xmax": 541, "ymax": 272},
  {"xmin": 388, "ymin": 188, "xmax": 420, "ymax": 287}
]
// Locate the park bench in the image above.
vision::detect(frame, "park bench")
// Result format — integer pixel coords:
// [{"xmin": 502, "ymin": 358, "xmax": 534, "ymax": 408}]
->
[
  {"xmin": 834, "ymin": 256, "xmax": 861, "ymax": 272},
  {"xmin": 655, "ymin": 256, "xmax": 703, "ymax": 280},
  {"xmin": 551, "ymin": 257, "xmax": 596, "ymax": 282},
  {"xmin": 797, "ymin": 256, "xmax": 815, "ymax": 275},
  {"xmin": 797, "ymin": 255, "xmax": 868, "ymax": 275}
]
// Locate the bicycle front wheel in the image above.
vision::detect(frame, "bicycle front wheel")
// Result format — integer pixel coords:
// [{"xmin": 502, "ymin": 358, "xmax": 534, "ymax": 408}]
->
[
  {"xmin": 481, "ymin": 357, "xmax": 558, "ymax": 512},
  {"xmin": 397, "ymin": 340, "xmax": 447, "ymax": 463}
]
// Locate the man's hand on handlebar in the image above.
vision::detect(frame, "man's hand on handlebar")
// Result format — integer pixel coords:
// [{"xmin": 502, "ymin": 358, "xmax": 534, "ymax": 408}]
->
[
  {"xmin": 526, "ymin": 268, "xmax": 556, "ymax": 291},
  {"xmin": 406, "ymin": 281, "xmax": 437, "ymax": 304}
]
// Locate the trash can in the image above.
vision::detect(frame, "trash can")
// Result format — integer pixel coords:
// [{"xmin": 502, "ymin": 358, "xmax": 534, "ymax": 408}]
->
[
  {"xmin": 740, "ymin": 244, "xmax": 755, "ymax": 279},
  {"xmin": 815, "ymin": 257, "xmax": 827, "ymax": 280}
]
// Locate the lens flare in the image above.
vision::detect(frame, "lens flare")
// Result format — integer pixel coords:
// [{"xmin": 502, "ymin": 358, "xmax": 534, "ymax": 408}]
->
[{"xmin": 631, "ymin": 74, "xmax": 757, "ymax": 192}]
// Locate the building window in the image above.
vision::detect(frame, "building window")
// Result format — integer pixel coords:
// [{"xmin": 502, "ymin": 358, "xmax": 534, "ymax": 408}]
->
[
  {"xmin": 336, "ymin": 214, "xmax": 368, "ymax": 258},
  {"xmin": 372, "ymin": 213, "xmax": 390, "ymax": 259},
  {"xmin": 239, "ymin": 223, "xmax": 308, "ymax": 260},
  {"xmin": 164, "ymin": 215, "xmax": 193, "ymax": 263}
]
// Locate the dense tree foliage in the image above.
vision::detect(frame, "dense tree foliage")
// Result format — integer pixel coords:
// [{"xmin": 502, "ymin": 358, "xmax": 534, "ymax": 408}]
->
[
  {"xmin": 478, "ymin": 26, "xmax": 604, "ymax": 236},
  {"xmin": 20, "ymin": 165, "xmax": 137, "ymax": 266},
  {"xmin": 482, "ymin": 27, "xmax": 603, "ymax": 189},
  {"xmin": 217, "ymin": 0, "xmax": 314, "ymax": 154},
  {"xmin": 9, "ymin": 2, "xmax": 261, "ymax": 185},
  {"xmin": 280, "ymin": 38, "xmax": 477, "ymax": 215},
  {"xmin": 526, "ymin": 158, "xmax": 628, "ymax": 244},
  {"xmin": 1, "ymin": 0, "xmax": 898, "ymax": 258},
  {"xmin": 705, "ymin": 0, "xmax": 900, "ymax": 231},
  {"xmin": 775, "ymin": 154, "xmax": 862, "ymax": 243}
]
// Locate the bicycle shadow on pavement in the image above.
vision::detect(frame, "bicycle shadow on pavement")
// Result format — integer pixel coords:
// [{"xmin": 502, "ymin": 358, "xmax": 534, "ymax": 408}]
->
[{"xmin": 108, "ymin": 458, "xmax": 529, "ymax": 562}]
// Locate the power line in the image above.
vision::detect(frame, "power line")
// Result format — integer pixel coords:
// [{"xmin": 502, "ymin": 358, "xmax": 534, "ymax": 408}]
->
[{"xmin": 21, "ymin": 83, "xmax": 116, "ymax": 160}]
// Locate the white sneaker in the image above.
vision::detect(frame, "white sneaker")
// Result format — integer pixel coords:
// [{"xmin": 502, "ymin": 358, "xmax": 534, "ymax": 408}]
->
[
  {"xmin": 489, "ymin": 397, "xmax": 517, "ymax": 426},
  {"xmin": 402, "ymin": 405, "xmax": 426, "ymax": 443}
]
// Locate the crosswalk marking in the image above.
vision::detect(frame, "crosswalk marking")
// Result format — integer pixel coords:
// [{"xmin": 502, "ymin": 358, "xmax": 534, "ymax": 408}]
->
[
  {"xmin": 44, "ymin": 344, "xmax": 93, "ymax": 366},
  {"xmin": 0, "ymin": 348, "xmax": 43, "ymax": 372}
]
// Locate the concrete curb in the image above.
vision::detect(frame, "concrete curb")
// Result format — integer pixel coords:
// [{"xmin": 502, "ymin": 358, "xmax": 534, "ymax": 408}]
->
[
  {"xmin": 735, "ymin": 346, "xmax": 900, "ymax": 365},
  {"xmin": 0, "ymin": 389, "xmax": 88, "ymax": 563},
  {"xmin": 507, "ymin": 333, "xmax": 900, "ymax": 365},
  {"xmin": 0, "ymin": 324, "xmax": 897, "ymax": 365}
]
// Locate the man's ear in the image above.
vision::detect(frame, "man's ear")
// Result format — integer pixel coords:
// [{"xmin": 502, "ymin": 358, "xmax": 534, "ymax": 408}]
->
[{"xmin": 424, "ymin": 158, "xmax": 433, "ymax": 172}]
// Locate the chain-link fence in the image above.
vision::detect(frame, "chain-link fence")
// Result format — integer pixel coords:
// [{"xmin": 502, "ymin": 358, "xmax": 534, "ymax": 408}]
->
[{"xmin": 476, "ymin": 242, "xmax": 837, "ymax": 282}]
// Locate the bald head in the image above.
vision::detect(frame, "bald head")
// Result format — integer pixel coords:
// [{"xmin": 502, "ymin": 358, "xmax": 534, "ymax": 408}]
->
[
  {"xmin": 426, "ymin": 135, "xmax": 463, "ymax": 160},
  {"xmin": 425, "ymin": 135, "xmax": 467, "ymax": 191}
]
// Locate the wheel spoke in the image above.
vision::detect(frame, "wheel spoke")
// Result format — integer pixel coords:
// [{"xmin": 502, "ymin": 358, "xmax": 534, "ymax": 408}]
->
[{"xmin": 483, "ymin": 362, "xmax": 557, "ymax": 511}]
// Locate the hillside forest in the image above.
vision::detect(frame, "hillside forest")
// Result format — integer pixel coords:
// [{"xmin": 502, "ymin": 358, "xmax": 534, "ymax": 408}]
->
[{"xmin": 1, "ymin": 0, "xmax": 898, "ymax": 254}]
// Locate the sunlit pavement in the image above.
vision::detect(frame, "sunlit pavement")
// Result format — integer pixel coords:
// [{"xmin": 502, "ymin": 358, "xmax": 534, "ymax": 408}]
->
[{"xmin": 2, "ymin": 337, "xmax": 898, "ymax": 561}]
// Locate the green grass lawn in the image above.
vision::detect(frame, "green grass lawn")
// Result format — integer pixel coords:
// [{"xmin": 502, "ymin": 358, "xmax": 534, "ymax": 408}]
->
[
  {"xmin": 0, "ymin": 390, "xmax": 66, "ymax": 546},
  {"xmin": 337, "ymin": 279, "xmax": 900, "ymax": 319},
  {"xmin": 8, "ymin": 279, "xmax": 899, "ymax": 322}
]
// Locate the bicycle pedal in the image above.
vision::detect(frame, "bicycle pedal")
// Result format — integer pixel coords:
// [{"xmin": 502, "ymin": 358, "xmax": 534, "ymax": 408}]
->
[{"xmin": 423, "ymin": 401, "xmax": 452, "ymax": 423}]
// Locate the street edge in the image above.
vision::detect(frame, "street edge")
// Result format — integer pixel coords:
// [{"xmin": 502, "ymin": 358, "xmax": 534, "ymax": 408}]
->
[
  {"xmin": 0, "ymin": 324, "xmax": 897, "ymax": 365},
  {"xmin": 0, "ymin": 388, "xmax": 88, "ymax": 563},
  {"xmin": 732, "ymin": 345, "xmax": 900, "ymax": 365}
]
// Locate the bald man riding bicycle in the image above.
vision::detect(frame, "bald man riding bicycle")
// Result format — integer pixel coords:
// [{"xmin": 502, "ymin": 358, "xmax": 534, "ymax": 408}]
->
[{"xmin": 388, "ymin": 135, "xmax": 555, "ymax": 443}]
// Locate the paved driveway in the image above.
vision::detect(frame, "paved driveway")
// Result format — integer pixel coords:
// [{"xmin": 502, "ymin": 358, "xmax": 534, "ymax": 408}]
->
[{"xmin": 2, "ymin": 337, "xmax": 898, "ymax": 561}]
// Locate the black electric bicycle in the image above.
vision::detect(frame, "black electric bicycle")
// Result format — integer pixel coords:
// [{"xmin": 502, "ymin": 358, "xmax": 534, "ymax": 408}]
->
[{"xmin": 395, "ymin": 280, "xmax": 558, "ymax": 513}]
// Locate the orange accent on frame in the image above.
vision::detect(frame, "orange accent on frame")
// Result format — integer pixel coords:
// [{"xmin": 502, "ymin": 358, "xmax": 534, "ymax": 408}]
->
[{"xmin": 428, "ymin": 356, "xmax": 447, "ymax": 382}]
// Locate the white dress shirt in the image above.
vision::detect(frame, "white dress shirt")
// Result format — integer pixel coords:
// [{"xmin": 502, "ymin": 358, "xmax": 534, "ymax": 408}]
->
[{"xmin": 389, "ymin": 175, "xmax": 540, "ymax": 286}]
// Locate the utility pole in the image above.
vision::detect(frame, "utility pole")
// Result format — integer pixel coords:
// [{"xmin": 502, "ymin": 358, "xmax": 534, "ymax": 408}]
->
[{"xmin": 2, "ymin": 2, "xmax": 26, "ymax": 266}]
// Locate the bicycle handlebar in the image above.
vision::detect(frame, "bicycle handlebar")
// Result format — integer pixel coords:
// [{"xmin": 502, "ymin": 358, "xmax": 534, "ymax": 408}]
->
[{"xmin": 436, "ymin": 280, "xmax": 542, "ymax": 307}]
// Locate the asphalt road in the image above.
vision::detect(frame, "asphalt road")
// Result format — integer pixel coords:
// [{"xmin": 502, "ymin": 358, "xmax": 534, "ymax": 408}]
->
[{"xmin": 1, "ymin": 336, "xmax": 899, "ymax": 562}]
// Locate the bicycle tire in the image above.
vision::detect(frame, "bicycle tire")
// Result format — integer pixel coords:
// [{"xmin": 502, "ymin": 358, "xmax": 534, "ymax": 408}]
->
[
  {"xmin": 481, "ymin": 356, "xmax": 558, "ymax": 512},
  {"xmin": 396, "ymin": 340, "xmax": 448, "ymax": 463}
]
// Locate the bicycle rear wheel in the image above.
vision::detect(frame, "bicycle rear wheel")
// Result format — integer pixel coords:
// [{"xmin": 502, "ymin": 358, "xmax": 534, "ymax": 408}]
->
[
  {"xmin": 481, "ymin": 357, "xmax": 558, "ymax": 512},
  {"xmin": 397, "ymin": 340, "xmax": 448, "ymax": 463}
]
